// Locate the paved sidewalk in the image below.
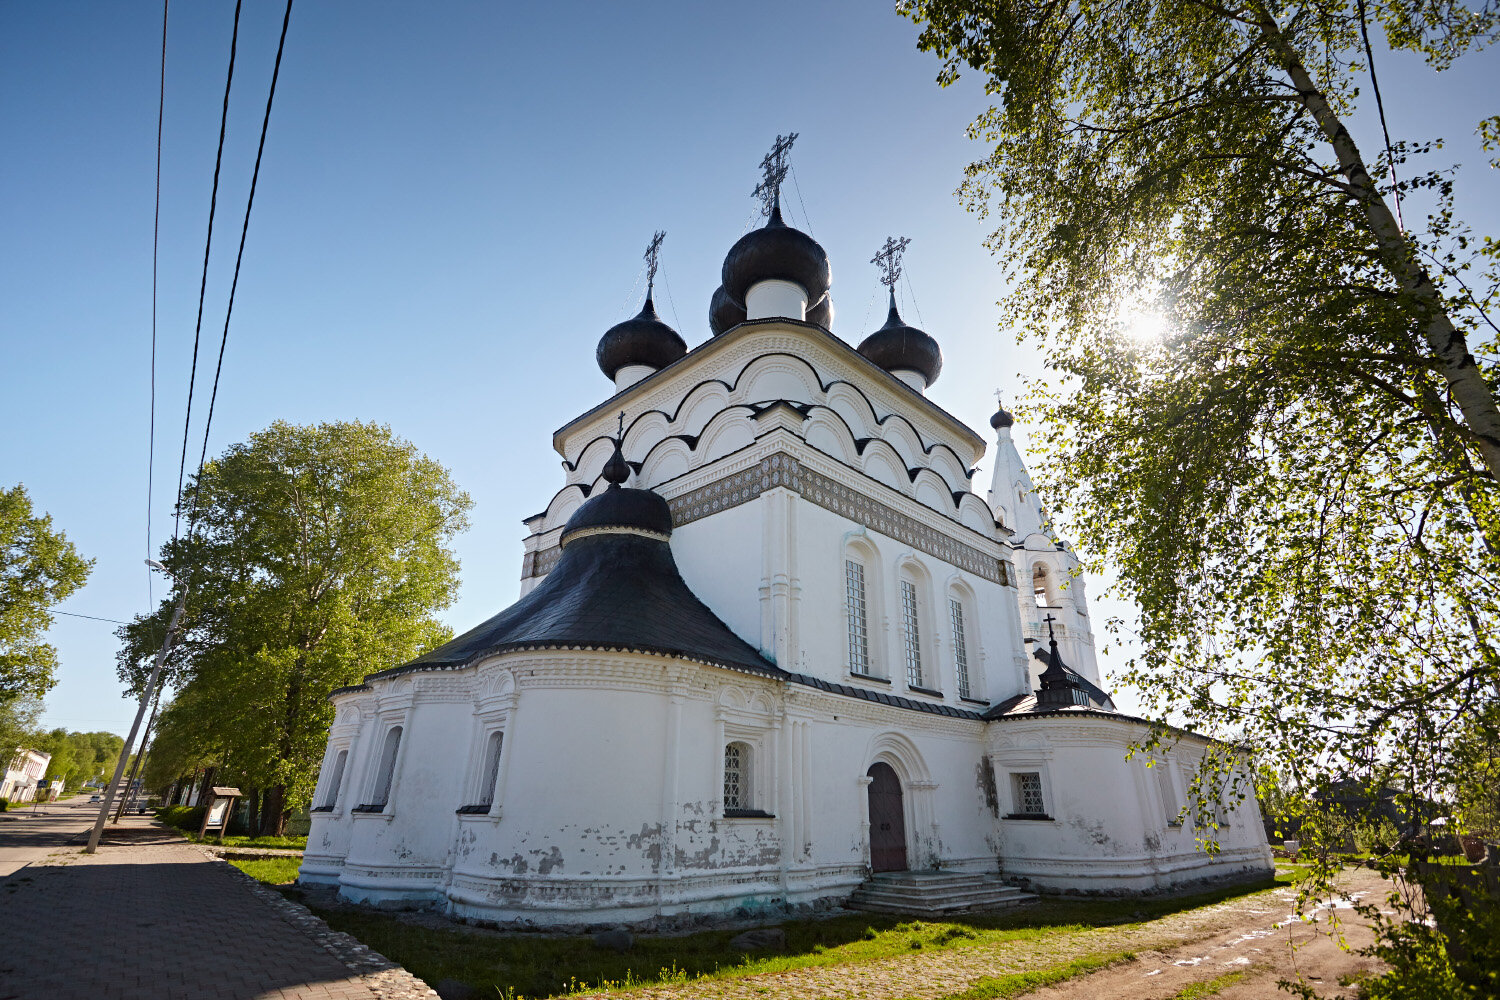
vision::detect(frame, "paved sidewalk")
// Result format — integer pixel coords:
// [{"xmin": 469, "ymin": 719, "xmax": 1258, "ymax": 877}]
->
[{"xmin": 0, "ymin": 801, "xmax": 435, "ymax": 1000}]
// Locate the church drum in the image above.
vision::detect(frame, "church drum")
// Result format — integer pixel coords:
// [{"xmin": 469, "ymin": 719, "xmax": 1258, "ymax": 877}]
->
[{"xmin": 866, "ymin": 762, "xmax": 908, "ymax": 872}]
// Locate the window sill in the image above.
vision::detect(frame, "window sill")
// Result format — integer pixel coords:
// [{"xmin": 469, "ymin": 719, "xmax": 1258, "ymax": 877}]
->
[
  {"xmin": 310, "ymin": 805, "xmax": 334, "ymax": 813},
  {"xmin": 457, "ymin": 805, "xmax": 502, "ymax": 822},
  {"xmin": 1004, "ymin": 813, "xmax": 1054, "ymax": 821},
  {"xmin": 906, "ymin": 685, "xmax": 945, "ymax": 699},
  {"xmin": 847, "ymin": 672, "xmax": 890, "ymax": 685},
  {"xmin": 723, "ymin": 809, "xmax": 775, "ymax": 820},
  {"xmin": 960, "ymin": 696, "xmax": 989, "ymax": 707},
  {"xmin": 455, "ymin": 804, "xmax": 493, "ymax": 815},
  {"xmin": 352, "ymin": 804, "xmax": 394, "ymax": 821}
]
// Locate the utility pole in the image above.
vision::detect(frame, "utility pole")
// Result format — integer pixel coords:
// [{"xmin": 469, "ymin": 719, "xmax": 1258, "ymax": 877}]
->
[{"xmin": 87, "ymin": 563, "xmax": 184, "ymax": 854}]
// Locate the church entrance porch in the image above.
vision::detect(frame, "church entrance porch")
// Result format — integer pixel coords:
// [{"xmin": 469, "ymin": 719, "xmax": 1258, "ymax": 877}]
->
[{"xmin": 867, "ymin": 761, "xmax": 908, "ymax": 872}]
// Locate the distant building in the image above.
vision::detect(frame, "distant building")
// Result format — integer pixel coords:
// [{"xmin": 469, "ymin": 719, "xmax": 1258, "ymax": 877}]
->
[
  {"xmin": 302, "ymin": 154, "xmax": 1273, "ymax": 926},
  {"xmin": 1, "ymin": 749, "xmax": 52, "ymax": 803}
]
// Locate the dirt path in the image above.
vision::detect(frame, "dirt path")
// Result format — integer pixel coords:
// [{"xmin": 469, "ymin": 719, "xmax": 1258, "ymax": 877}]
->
[{"xmin": 577, "ymin": 869, "xmax": 1389, "ymax": 1000}]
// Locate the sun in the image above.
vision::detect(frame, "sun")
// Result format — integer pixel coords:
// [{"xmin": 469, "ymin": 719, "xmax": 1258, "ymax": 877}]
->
[{"xmin": 1116, "ymin": 290, "xmax": 1170, "ymax": 342}]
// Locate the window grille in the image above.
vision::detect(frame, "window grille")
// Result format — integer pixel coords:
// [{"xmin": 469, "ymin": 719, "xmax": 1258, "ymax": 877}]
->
[
  {"xmin": 369, "ymin": 725, "xmax": 402, "ymax": 809},
  {"xmin": 901, "ymin": 580, "xmax": 922, "ymax": 687},
  {"xmin": 845, "ymin": 560, "xmax": 871, "ymax": 675},
  {"xmin": 723, "ymin": 742, "xmax": 746, "ymax": 810},
  {"xmin": 1012, "ymin": 771, "xmax": 1045, "ymax": 815},
  {"xmin": 320, "ymin": 750, "xmax": 348, "ymax": 810},
  {"xmin": 477, "ymin": 732, "xmax": 504, "ymax": 808},
  {"xmin": 950, "ymin": 599, "xmax": 970, "ymax": 699}
]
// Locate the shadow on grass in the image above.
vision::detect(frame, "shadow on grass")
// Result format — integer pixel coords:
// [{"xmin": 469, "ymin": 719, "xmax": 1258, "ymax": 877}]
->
[{"xmin": 274, "ymin": 871, "xmax": 1291, "ymax": 999}]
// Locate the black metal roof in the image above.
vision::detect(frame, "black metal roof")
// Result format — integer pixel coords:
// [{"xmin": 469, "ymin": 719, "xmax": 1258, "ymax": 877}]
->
[
  {"xmin": 366, "ymin": 530, "xmax": 779, "ymax": 680},
  {"xmin": 720, "ymin": 201, "xmax": 831, "ymax": 312},
  {"xmin": 597, "ymin": 293, "xmax": 687, "ymax": 379},
  {"xmin": 857, "ymin": 293, "xmax": 942, "ymax": 386}
]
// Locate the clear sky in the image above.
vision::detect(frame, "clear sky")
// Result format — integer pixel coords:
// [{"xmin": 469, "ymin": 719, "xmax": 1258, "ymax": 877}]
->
[{"xmin": 3, "ymin": 2, "xmax": 1495, "ymax": 738}]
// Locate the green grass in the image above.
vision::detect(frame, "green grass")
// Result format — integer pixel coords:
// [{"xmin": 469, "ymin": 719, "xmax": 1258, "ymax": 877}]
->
[
  {"xmin": 245, "ymin": 872, "xmax": 1294, "ymax": 1000},
  {"xmin": 934, "ymin": 950, "xmax": 1135, "ymax": 998},
  {"xmin": 228, "ymin": 856, "xmax": 303, "ymax": 885},
  {"xmin": 1168, "ymin": 968, "xmax": 1251, "ymax": 998},
  {"xmin": 195, "ymin": 833, "xmax": 307, "ymax": 850}
]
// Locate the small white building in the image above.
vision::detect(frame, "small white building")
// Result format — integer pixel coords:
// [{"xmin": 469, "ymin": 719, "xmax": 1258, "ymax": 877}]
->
[
  {"xmin": 2, "ymin": 749, "xmax": 51, "ymax": 803},
  {"xmin": 302, "ymin": 168, "xmax": 1272, "ymax": 926}
]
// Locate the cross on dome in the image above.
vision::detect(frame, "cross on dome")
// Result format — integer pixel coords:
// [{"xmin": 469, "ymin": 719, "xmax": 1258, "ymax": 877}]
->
[
  {"xmin": 643, "ymin": 231, "xmax": 665, "ymax": 291},
  {"xmin": 751, "ymin": 132, "xmax": 798, "ymax": 217},
  {"xmin": 871, "ymin": 236, "xmax": 911, "ymax": 289}
]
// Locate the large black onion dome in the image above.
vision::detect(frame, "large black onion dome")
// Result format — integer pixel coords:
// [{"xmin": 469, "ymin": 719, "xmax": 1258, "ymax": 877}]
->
[
  {"xmin": 990, "ymin": 402, "xmax": 1014, "ymax": 429},
  {"xmin": 709, "ymin": 284, "xmax": 746, "ymax": 336},
  {"xmin": 805, "ymin": 294, "xmax": 833, "ymax": 330},
  {"xmin": 597, "ymin": 293, "xmax": 687, "ymax": 380},
  {"xmin": 857, "ymin": 292, "xmax": 942, "ymax": 387},
  {"xmin": 720, "ymin": 199, "xmax": 831, "ymax": 309}
]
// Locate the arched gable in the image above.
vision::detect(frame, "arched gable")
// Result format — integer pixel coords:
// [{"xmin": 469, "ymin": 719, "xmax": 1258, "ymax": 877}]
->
[
  {"xmin": 803, "ymin": 409, "xmax": 859, "ymax": 464},
  {"xmin": 864, "ymin": 730, "xmax": 933, "ymax": 785},
  {"xmin": 698, "ymin": 409, "xmax": 756, "ymax": 463},
  {"xmin": 734, "ymin": 354, "xmax": 822, "ymax": 406}
]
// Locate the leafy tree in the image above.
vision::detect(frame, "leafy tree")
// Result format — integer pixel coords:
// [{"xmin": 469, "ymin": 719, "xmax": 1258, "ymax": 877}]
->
[
  {"xmin": 38, "ymin": 729, "xmax": 124, "ymax": 791},
  {"xmin": 0, "ymin": 696, "xmax": 42, "ymax": 764},
  {"xmin": 117, "ymin": 420, "xmax": 471, "ymax": 834},
  {"xmin": 0, "ymin": 485, "xmax": 93, "ymax": 702},
  {"xmin": 900, "ymin": 0, "xmax": 1498, "ymax": 989}
]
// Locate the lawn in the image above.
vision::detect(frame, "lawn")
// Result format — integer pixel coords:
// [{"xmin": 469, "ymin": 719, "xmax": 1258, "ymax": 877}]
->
[
  {"xmin": 228, "ymin": 856, "xmax": 303, "ymax": 885},
  {"xmin": 195, "ymin": 833, "xmax": 308, "ymax": 850},
  {"xmin": 243, "ymin": 870, "xmax": 1297, "ymax": 999}
]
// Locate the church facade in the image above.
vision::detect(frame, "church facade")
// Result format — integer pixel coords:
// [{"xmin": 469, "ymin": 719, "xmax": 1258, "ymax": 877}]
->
[{"xmin": 300, "ymin": 153, "xmax": 1273, "ymax": 926}]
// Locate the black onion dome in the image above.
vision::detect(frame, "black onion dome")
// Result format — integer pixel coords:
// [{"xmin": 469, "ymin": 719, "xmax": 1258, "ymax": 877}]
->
[
  {"xmin": 857, "ymin": 292, "xmax": 942, "ymax": 387},
  {"xmin": 709, "ymin": 284, "xmax": 747, "ymax": 336},
  {"xmin": 720, "ymin": 200, "xmax": 831, "ymax": 309},
  {"xmin": 990, "ymin": 403, "xmax": 1014, "ymax": 429},
  {"xmin": 562, "ymin": 437, "xmax": 673, "ymax": 542},
  {"xmin": 596, "ymin": 293, "xmax": 687, "ymax": 380},
  {"xmin": 805, "ymin": 294, "xmax": 833, "ymax": 330}
]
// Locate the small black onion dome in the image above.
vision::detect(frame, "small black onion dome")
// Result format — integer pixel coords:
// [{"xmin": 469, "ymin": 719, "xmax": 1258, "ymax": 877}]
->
[
  {"xmin": 856, "ymin": 292, "xmax": 942, "ymax": 387},
  {"xmin": 990, "ymin": 403, "xmax": 1014, "ymax": 430},
  {"xmin": 561, "ymin": 437, "xmax": 673, "ymax": 543},
  {"xmin": 709, "ymin": 284, "xmax": 746, "ymax": 336},
  {"xmin": 720, "ymin": 199, "xmax": 831, "ymax": 308},
  {"xmin": 597, "ymin": 293, "xmax": 687, "ymax": 380},
  {"xmin": 805, "ymin": 293, "xmax": 833, "ymax": 330}
]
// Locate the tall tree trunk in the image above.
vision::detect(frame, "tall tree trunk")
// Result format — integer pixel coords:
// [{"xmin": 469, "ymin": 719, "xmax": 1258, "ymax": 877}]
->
[
  {"xmin": 196, "ymin": 767, "xmax": 216, "ymax": 806},
  {"xmin": 263, "ymin": 784, "xmax": 287, "ymax": 837},
  {"xmin": 246, "ymin": 785, "xmax": 259, "ymax": 838},
  {"xmin": 1253, "ymin": 4, "xmax": 1500, "ymax": 480}
]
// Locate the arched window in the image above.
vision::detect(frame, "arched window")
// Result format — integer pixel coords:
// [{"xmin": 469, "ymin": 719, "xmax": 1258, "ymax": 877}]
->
[
  {"xmin": 723, "ymin": 741, "xmax": 752, "ymax": 812},
  {"xmin": 949, "ymin": 598, "xmax": 971, "ymax": 699},
  {"xmin": 900, "ymin": 579, "xmax": 923, "ymax": 688},
  {"xmin": 1033, "ymin": 564, "xmax": 1054, "ymax": 608},
  {"xmin": 367, "ymin": 725, "xmax": 402, "ymax": 811},
  {"xmin": 477, "ymin": 731, "xmax": 504, "ymax": 809},
  {"xmin": 845, "ymin": 558, "xmax": 872, "ymax": 676},
  {"xmin": 318, "ymin": 749, "xmax": 348, "ymax": 811}
]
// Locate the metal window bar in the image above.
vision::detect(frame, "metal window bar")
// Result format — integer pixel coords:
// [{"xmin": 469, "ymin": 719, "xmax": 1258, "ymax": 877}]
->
[
  {"xmin": 845, "ymin": 560, "xmax": 870, "ymax": 674},
  {"xmin": 1014, "ymin": 772, "xmax": 1045, "ymax": 815},
  {"xmin": 723, "ymin": 743, "xmax": 743, "ymax": 810},
  {"xmin": 901, "ymin": 580, "xmax": 922, "ymax": 687},
  {"xmin": 477, "ymin": 732, "xmax": 503, "ymax": 808},
  {"xmin": 950, "ymin": 599, "xmax": 970, "ymax": 699}
]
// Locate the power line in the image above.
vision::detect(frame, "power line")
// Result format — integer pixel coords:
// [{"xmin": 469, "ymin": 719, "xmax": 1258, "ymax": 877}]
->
[
  {"xmin": 174, "ymin": 0, "xmax": 243, "ymax": 543},
  {"xmin": 147, "ymin": 0, "xmax": 169, "ymax": 610},
  {"xmin": 54, "ymin": 611, "xmax": 130, "ymax": 625},
  {"xmin": 186, "ymin": 0, "xmax": 296, "ymax": 522}
]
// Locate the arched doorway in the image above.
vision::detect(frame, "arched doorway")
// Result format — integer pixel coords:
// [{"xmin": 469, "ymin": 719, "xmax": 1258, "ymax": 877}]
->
[{"xmin": 866, "ymin": 762, "xmax": 907, "ymax": 872}]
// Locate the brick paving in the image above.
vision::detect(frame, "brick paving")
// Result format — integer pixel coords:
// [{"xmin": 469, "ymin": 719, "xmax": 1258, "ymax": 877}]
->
[{"xmin": 0, "ymin": 803, "xmax": 436, "ymax": 1000}]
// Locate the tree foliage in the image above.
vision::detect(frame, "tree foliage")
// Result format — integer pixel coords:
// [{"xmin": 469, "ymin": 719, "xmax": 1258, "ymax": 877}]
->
[
  {"xmin": 117, "ymin": 420, "xmax": 471, "ymax": 829},
  {"xmin": 0, "ymin": 484, "xmax": 93, "ymax": 703},
  {"xmin": 900, "ymin": 0, "xmax": 1499, "ymax": 989},
  {"xmin": 36, "ymin": 729, "xmax": 124, "ymax": 791}
]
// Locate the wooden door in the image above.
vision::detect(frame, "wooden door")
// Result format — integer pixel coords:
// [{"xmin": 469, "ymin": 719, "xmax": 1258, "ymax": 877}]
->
[{"xmin": 867, "ymin": 762, "xmax": 908, "ymax": 872}]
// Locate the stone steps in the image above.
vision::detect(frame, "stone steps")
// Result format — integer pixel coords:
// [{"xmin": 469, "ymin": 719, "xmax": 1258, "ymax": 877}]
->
[{"xmin": 845, "ymin": 871, "xmax": 1037, "ymax": 916}]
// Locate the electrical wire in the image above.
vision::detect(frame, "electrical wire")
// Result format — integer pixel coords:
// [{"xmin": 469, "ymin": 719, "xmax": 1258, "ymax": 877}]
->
[
  {"xmin": 53, "ymin": 611, "xmax": 130, "ymax": 625},
  {"xmin": 185, "ymin": 0, "xmax": 296, "ymax": 524},
  {"xmin": 147, "ymin": 0, "xmax": 169, "ymax": 608},
  {"xmin": 1355, "ymin": 0, "xmax": 1404, "ymax": 232},
  {"xmin": 789, "ymin": 165, "xmax": 813, "ymax": 235},
  {"xmin": 173, "ymin": 0, "xmax": 243, "ymax": 542}
]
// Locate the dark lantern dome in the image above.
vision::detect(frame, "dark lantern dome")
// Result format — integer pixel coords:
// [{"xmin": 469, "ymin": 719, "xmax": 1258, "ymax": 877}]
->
[
  {"xmin": 720, "ymin": 198, "xmax": 831, "ymax": 311},
  {"xmin": 597, "ymin": 292, "xmax": 687, "ymax": 380},
  {"xmin": 856, "ymin": 291, "xmax": 942, "ymax": 387},
  {"xmin": 561, "ymin": 437, "xmax": 673, "ymax": 543},
  {"xmin": 991, "ymin": 402, "xmax": 1014, "ymax": 430}
]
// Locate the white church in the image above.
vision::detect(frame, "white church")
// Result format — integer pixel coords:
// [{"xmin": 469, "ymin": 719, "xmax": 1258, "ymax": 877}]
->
[{"xmin": 300, "ymin": 143, "xmax": 1273, "ymax": 925}]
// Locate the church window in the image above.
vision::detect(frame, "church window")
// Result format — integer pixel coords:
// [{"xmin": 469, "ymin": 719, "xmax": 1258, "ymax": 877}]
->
[
  {"xmin": 366, "ymin": 725, "xmax": 403, "ymax": 811},
  {"xmin": 1012, "ymin": 772, "xmax": 1046, "ymax": 816},
  {"xmin": 477, "ymin": 731, "xmax": 504, "ymax": 809},
  {"xmin": 950, "ymin": 599, "xmax": 971, "ymax": 699},
  {"xmin": 1033, "ymin": 565, "xmax": 1054, "ymax": 608},
  {"xmin": 723, "ymin": 742, "xmax": 751, "ymax": 811},
  {"xmin": 1156, "ymin": 762, "xmax": 1182, "ymax": 825},
  {"xmin": 317, "ymin": 749, "xmax": 348, "ymax": 811},
  {"xmin": 901, "ymin": 580, "xmax": 923, "ymax": 687},
  {"xmin": 845, "ymin": 559, "xmax": 871, "ymax": 675}
]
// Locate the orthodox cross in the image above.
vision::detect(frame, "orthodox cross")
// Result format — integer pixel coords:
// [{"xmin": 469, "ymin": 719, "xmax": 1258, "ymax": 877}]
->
[
  {"xmin": 871, "ymin": 236, "xmax": 911, "ymax": 289},
  {"xmin": 1043, "ymin": 613, "xmax": 1058, "ymax": 643},
  {"xmin": 751, "ymin": 132, "xmax": 798, "ymax": 217},
  {"xmin": 643, "ymin": 231, "xmax": 665, "ymax": 291},
  {"xmin": 616, "ymin": 410, "xmax": 626, "ymax": 440}
]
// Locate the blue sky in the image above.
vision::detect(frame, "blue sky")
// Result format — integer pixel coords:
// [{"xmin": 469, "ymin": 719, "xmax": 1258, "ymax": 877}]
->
[{"xmin": 2, "ymin": 2, "xmax": 1495, "ymax": 737}]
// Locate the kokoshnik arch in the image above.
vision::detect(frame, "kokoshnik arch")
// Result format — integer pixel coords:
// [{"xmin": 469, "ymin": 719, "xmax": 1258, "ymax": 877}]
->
[{"xmin": 300, "ymin": 140, "xmax": 1273, "ymax": 926}]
